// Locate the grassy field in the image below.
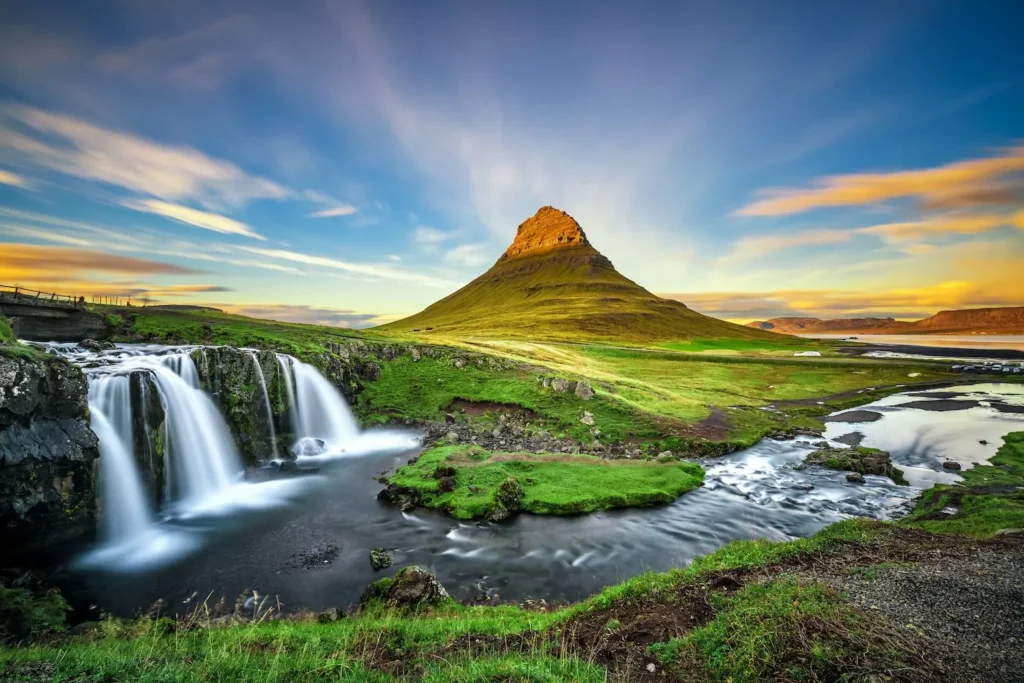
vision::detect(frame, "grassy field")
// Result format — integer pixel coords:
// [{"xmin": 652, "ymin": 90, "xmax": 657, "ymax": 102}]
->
[{"xmin": 386, "ymin": 445, "xmax": 705, "ymax": 518}]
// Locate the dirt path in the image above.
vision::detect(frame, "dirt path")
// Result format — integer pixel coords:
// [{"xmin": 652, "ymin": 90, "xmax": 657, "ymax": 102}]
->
[{"xmin": 793, "ymin": 533, "xmax": 1024, "ymax": 683}]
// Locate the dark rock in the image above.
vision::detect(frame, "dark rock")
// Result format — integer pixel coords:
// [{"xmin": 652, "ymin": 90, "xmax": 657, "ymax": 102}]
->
[
  {"xmin": 78, "ymin": 339, "xmax": 115, "ymax": 352},
  {"xmin": 942, "ymin": 461, "xmax": 963, "ymax": 471},
  {"xmin": 370, "ymin": 547, "xmax": 393, "ymax": 571},
  {"xmin": 486, "ymin": 476, "xmax": 523, "ymax": 522},
  {"xmin": 805, "ymin": 446, "xmax": 907, "ymax": 485},
  {"xmin": 824, "ymin": 410, "xmax": 883, "ymax": 424},
  {"xmin": 437, "ymin": 476, "xmax": 456, "ymax": 493},
  {"xmin": 846, "ymin": 472, "xmax": 866, "ymax": 484},
  {"xmin": 360, "ymin": 565, "xmax": 449, "ymax": 608},
  {"xmin": 433, "ymin": 465, "xmax": 457, "ymax": 479},
  {"xmin": 317, "ymin": 607, "xmax": 343, "ymax": 623},
  {"xmin": 979, "ymin": 440, "xmax": 988, "ymax": 445}
]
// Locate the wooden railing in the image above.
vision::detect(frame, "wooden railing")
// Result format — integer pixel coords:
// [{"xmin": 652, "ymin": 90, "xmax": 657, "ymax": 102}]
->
[{"xmin": 0, "ymin": 284, "xmax": 85, "ymax": 307}]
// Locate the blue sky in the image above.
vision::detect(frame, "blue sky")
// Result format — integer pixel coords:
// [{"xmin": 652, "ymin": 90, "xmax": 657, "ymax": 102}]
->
[{"xmin": 1, "ymin": 0, "xmax": 1022, "ymax": 325}]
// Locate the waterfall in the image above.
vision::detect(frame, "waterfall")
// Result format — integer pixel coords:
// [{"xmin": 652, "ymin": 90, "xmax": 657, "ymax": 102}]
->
[
  {"xmin": 88, "ymin": 376, "xmax": 152, "ymax": 543},
  {"xmin": 163, "ymin": 353, "xmax": 199, "ymax": 388},
  {"xmin": 247, "ymin": 351, "xmax": 278, "ymax": 459},
  {"xmin": 149, "ymin": 360, "xmax": 243, "ymax": 504},
  {"xmin": 281, "ymin": 358, "xmax": 359, "ymax": 454},
  {"xmin": 275, "ymin": 354, "xmax": 298, "ymax": 441}
]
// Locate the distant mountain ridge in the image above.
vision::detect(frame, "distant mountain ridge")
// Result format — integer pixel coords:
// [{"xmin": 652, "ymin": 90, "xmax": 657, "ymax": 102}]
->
[
  {"xmin": 380, "ymin": 206, "xmax": 776, "ymax": 343},
  {"xmin": 748, "ymin": 307, "xmax": 1024, "ymax": 335}
]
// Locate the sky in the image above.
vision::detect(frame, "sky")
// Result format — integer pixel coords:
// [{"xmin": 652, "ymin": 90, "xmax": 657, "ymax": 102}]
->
[{"xmin": 0, "ymin": 0, "xmax": 1022, "ymax": 326}]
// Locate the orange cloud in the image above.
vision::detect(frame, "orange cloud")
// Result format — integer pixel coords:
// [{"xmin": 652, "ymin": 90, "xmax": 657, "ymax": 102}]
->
[
  {"xmin": 737, "ymin": 144, "xmax": 1024, "ymax": 216},
  {"xmin": 856, "ymin": 214, "xmax": 1019, "ymax": 243},
  {"xmin": 0, "ymin": 169, "xmax": 30, "ymax": 188},
  {"xmin": 0, "ymin": 243, "xmax": 200, "ymax": 275}
]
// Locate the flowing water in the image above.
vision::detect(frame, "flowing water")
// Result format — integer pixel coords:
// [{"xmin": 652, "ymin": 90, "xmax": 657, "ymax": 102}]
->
[{"xmin": 37, "ymin": 344, "xmax": 1024, "ymax": 615}]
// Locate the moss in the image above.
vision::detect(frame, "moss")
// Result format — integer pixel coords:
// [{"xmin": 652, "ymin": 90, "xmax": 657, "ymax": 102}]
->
[
  {"xmin": 805, "ymin": 445, "xmax": 908, "ymax": 485},
  {"xmin": 0, "ymin": 315, "xmax": 14, "ymax": 343},
  {"xmin": 387, "ymin": 445, "xmax": 705, "ymax": 519},
  {"xmin": 0, "ymin": 586, "xmax": 69, "ymax": 644}
]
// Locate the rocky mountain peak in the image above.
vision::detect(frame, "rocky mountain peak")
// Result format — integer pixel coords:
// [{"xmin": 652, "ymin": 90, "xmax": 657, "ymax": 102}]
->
[{"xmin": 498, "ymin": 206, "xmax": 592, "ymax": 261}]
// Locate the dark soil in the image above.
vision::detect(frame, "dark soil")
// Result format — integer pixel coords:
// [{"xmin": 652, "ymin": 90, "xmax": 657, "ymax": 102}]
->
[{"xmin": 447, "ymin": 399, "xmax": 539, "ymax": 419}]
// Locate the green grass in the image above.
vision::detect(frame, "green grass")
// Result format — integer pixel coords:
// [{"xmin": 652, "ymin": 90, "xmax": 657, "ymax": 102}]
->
[
  {"xmin": 108, "ymin": 306, "xmax": 375, "ymax": 354},
  {"xmin": 358, "ymin": 355, "xmax": 660, "ymax": 443},
  {"xmin": 907, "ymin": 431, "xmax": 1024, "ymax": 537},
  {"xmin": 387, "ymin": 445, "xmax": 705, "ymax": 518},
  {"xmin": 660, "ymin": 336, "xmax": 822, "ymax": 356},
  {"xmin": 651, "ymin": 578, "xmax": 926, "ymax": 682},
  {"xmin": 0, "ymin": 316, "xmax": 14, "ymax": 343}
]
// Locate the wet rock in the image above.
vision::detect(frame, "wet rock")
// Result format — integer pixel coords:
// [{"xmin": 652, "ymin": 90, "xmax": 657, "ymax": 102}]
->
[
  {"xmin": 78, "ymin": 339, "xmax": 115, "ymax": 352},
  {"xmin": 942, "ymin": 461, "xmax": 963, "ymax": 471},
  {"xmin": 317, "ymin": 607, "xmax": 344, "ymax": 623},
  {"xmin": 805, "ymin": 446, "xmax": 907, "ymax": 485},
  {"xmin": 486, "ymin": 477, "xmax": 523, "ymax": 522},
  {"xmin": 580, "ymin": 411, "xmax": 595, "ymax": 426},
  {"xmin": 437, "ymin": 476, "xmax": 456, "ymax": 492},
  {"xmin": 574, "ymin": 382, "xmax": 595, "ymax": 400},
  {"xmin": 793, "ymin": 482, "xmax": 815, "ymax": 491},
  {"xmin": 846, "ymin": 472, "xmax": 866, "ymax": 484},
  {"xmin": 370, "ymin": 548, "xmax": 393, "ymax": 571},
  {"xmin": 360, "ymin": 565, "xmax": 450, "ymax": 609}
]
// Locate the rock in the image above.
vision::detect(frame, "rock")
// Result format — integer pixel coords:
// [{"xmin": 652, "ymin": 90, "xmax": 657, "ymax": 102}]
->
[
  {"xmin": 486, "ymin": 477, "xmax": 523, "ymax": 522},
  {"xmin": 317, "ymin": 607, "xmax": 343, "ymax": 623},
  {"xmin": 846, "ymin": 472, "xmax": 865, "ymax": 484},
  {"xmin": 805, "ymin": 446, "xmax": 907, "ymax": 485},
  {"xmin": 410, "ymin": 348, "xmax": 421, "ymax": 362},
  {"xmin": 574, "ymin": 382, "xmax": 595, "ymax": 400},
  {"xmin": 551, "ymin": 379, "xmax": 576, "ymax": 393},
  {"xmin": 942, "ymin": 461, "xmax": 962, "ymax": 471},
  {"xmin": 580, "ymin": 411, "xmax": 595, "ymax": 426},
  {"xmin": 979, "ymin": 439, "xmax": 988, "ymax": 445},
  {"xmin": 0, "ymin": 354, "xmax": 99, "ymax": 555},
  {"xmin": 358, "ymin": 362, "xmax": 381, "ymax": 382},
  {"xmin": 994, "ymin": 528, "xmax": 1024, "ymax": 536},
  {"xmin": 438, "ymin": 476, "xmax": 456, "ymax": 492},
  {"xmin": 452, "ymin": 358, "xmax": 466, "ymax": 369},
  {"xmin": 78, "ymin": 339, "xmax": 115, "ymax": 352},
  {"xmin": 360, "ymin": 565, "xmax": 450, "ymax": 608},
  {"xmin": 433, "ymin": 465, "xmax": 457, "ymax": 479},
  {"xmin": 445, "ymin": 431, "xmax": 459, "ymax": 442},
  {"xmin": 370, "ymin": 548, "xmax": 393, "ymax": 571},
  {"xmin": 793, "ymin": 482, "xmax": 815, "ymax": 491},
  {"xmin": 444, "ymin": 412, "xmax": 457, "ymax": 424}
]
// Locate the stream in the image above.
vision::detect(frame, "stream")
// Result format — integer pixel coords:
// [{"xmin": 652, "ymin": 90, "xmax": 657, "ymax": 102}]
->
[{"xmin": 41, "ymin": 344, "xmax": 1024, "ymax": 616}]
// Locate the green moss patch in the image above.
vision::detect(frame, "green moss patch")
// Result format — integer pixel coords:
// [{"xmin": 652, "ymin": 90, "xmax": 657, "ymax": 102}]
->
[
  {"xmin": 804, "ymin": 445, "xmax": 908, "ymax": 485},
  {"xmin": 387, "ymin": 445, "xmax": 705, "ymax": 519}
]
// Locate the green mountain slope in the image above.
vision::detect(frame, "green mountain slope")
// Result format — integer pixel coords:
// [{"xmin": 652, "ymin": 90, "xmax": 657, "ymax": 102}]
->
[{"xmin": 380, "ymin": 206, "xmax": 780, "ymax": 343}]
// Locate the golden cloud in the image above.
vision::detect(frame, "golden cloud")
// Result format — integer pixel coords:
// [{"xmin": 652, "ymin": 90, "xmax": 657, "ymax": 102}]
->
[
  {"xmin": 0, "ymin": 169, "xmax": 30, "ymax": 188},
  {"xmin": 737, "ymin": 144, "xmax": 1024, "ymax": 216},
  {"xmin": 0, "ymin": 243, "xmax": 200, "ymax": 275}
]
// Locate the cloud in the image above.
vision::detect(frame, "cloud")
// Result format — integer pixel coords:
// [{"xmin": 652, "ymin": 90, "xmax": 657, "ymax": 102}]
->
[
  {"xmin": 215, "ymin": 303, "xmax": 384, "ymax": 328},
  {"xmin": 444, "ymin": 244, "xmax": 490, "ymax": 268},
  {"xmin": 0, "ymin": 169, "xmax": 30, "ymax": 188},
  {"xmin": 307, "ymin": 204, "xmax": 358, "ymax": 218},
  {"xmin": 716, "ymin": 229, "xmax": 850, "ymax": 265},
  {"xmin": 387, "ymin": 254, "xmax": 401, "ymax": 261},
  {"xmin": 856, "ymin": 214, "xmax": 1018, "ymax": 243},
  {"xmin": 737, "ymin": 144, "xmax": 1024, "ymax": 216},
  {"xmin": 238, "ymin": 246, "xmax": 458, "ymax": 287},
  {"xmin": 121, "ymin": 199, "xmax": 264, "ymax": 239},
  {"xmin": 0, "ymin": 105, "xmax": 290, "ymax": 209},
  {"xmin": 413, "ymin": 226, "xmax": 452, "ymax": 245},
  {"xmin": 0, "ymin": 242, "xmax": 200, "ymax": 275}
]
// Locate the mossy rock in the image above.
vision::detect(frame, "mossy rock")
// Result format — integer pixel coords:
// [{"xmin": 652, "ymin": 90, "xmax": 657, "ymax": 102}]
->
[{"xmin": 805, "ymin": 446, "xmax": 908, "ymax": 485}]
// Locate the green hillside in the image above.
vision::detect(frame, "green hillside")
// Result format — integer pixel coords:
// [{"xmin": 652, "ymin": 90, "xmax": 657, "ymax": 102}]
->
[{"xmin": 380, "ymin": 206, "xmax": 780, "ymax": 344}]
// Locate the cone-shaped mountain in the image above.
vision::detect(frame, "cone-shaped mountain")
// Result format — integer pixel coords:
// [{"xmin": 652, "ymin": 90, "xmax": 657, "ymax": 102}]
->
[{"xmin": 380, "ymin": 206, "xmax": 775, "ymax": 343}]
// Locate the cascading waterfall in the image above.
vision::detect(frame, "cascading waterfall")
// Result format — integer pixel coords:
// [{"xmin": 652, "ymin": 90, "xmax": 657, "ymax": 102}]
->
[
  {"xmin": 287, "ymin": 359, "xmax": 359, "ymax": 454},
  {"xmin": 276, "ymin": 354, "xmax": 298, "ymax": 440},
  {"xmin": 246, "ymin": 351, "xmax": 278, "ymax": 458},
  {"xmin": 163, "ymin": 353, "xmax": 199, "ymax": 388},
  {"xmin": 149, "ymin": 360, "xmax": 243, "ymax": 504},
  {"xmin": 88, "ymin": 376, "xmax": 152, "ymax": 543}
]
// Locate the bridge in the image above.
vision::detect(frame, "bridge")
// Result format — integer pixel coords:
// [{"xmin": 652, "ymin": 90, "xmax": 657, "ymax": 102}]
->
[{"xmin": 0, "ymin": 285, "xmax": 110, "ymax": 342}]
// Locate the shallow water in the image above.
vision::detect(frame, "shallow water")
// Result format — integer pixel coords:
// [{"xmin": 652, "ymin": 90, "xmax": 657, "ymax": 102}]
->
[
  {"xmin": 800, "ymin": 333, "xmax": 1024, "ymax": 354},
  {"xmin": 41, "ymin": 343, "xmax": 1024, "ymax": 615}
]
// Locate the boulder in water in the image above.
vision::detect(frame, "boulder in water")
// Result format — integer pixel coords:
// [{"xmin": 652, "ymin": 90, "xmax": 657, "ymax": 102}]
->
[
  {"xmin": 78, "ymin": 339, "xmax": 115, "ymax": 352},
  {"xmin": 805, "ymin": 446, "xmax": 907, "ymax": 485},
  {"xmin": 370, "ymin": 548, "xmax": 393, "ymax": 571},
  {"xmin": 846, "ymin": 472, "xmax": 865, "ymax": 484},
  {"xmin": 942, "ymin": 461, "xmax": 962, "ymax": 471},
  {"xmin": 360, "ymin": 565, "xmax": 450, "ymax": 609}
]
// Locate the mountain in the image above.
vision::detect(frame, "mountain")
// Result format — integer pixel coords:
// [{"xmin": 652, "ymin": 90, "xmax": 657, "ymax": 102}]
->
[
  {"xmin": 746, "ymin": 317, "xmax": 911, "ymax": 334},
  {"xmin": 748, "ymin": 307, "xmax": 1024, "ymax": 335},
  {"xmin": 381, "ymin": 206, "xmax": 775, "ymax": 343}
]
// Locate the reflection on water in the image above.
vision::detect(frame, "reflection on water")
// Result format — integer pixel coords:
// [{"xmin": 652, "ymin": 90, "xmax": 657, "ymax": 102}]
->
[
  {"xmin": 799, "ymin": 333, "xmax": 1024, "ymax": 352},
  {"xmin": 64, "ymin": 383, "xmax": 1024, "ymax": 615}
]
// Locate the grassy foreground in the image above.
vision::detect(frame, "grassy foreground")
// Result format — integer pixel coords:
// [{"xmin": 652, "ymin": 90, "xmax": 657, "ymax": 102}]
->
[
  {"xmin": 4, "ymin": 432, "xmax": 1022, "ymax": 681},
  {"xmin": 386, "ymin": 445, "xmax": 705, "ymax": 519}
]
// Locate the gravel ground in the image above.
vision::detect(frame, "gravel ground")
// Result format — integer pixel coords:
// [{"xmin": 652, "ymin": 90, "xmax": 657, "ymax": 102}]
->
[{"xmin": 797, "ymin": 535, "xmax": 1024, "ymax": 683}]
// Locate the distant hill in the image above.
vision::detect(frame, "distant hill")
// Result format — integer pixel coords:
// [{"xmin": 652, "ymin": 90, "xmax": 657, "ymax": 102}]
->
[
  {"xmin": 748, "ymin": 307, "xmax": 1024, "ymax": 335},
  {"xmin": 380, "ymin": 206, "xmax": 776, "ymax": 343}
]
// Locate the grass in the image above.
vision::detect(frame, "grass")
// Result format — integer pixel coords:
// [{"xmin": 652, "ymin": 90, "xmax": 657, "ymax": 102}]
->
[
  {"xmin": 387, "ymin": 445, "xmax": 705, "ymax": 518},
  {"xmin": 659, "ymin": 335, "xmax": 822, "ymax": 356},
  {"xmin": 907, "ymin": 431, "xmax": 1024, "ymax": 537},
  {"xmin": 0, "ymin": 316, "xmax": 14, "ymax": 343},
  {"xmin": 651, "ymin": 578, "xmax": 927, "ymax": 682},
  {"xmin": 358, "ymin": 354, "xmax": 660, "ymax": 443}
]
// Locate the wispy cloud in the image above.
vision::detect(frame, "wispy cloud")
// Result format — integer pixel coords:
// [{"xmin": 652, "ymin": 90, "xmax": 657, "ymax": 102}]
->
[
  {"xmin": 0, "ymin": 168, "xmax": 30, "ymax": 188},
  {"xmin": 857, "ymin": 213, "xmax": 1021, "ymax": 243},
  {"xmin": 716, "ymin": 229, "xmax": 850, "ymax": 265},
  {"xmin": 121, "ymin": 198, "xmax": 264, "ymax": 239},
  {"xmin": 307, "ymin": 204, "xmax": 358, "ymax": 218},
  {"xmin": 238, "ymin": 246, "xmax": 457, "ymax": 287},
  {"xmin": 0, "ymin": 104, "xmax": 290, "ymax": 209},
  {"xmin": 444, "ymin": 244, "xmax": 490, "ymax": 268},
  {"xmin": 737, "ymin": 145, "xmax": 1024, "ymax": 216},
  {"xmin": 0, "ymin": 242, "xmax": 200, "ymax": 276},
  {"xmin": 413, "ymin": 226, "xmax": 452, "ymax": 245}
]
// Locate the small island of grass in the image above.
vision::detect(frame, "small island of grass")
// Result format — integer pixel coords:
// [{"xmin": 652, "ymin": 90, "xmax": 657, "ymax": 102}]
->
[{"xmin": 383, "ymin": 444, "xmax": 705, "ymax": 520}]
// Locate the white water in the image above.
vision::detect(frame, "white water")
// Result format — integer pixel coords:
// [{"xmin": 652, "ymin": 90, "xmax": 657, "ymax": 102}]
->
[
  {"xmin": 88, "ymin": 380, "xmax": 152, "ymax": 543},
  {"xmin": 276, "ymin": 354, "xmax": 298, "ymax": 441},
  {"xmin": 247, "ymin": 351, "xmax": 278, "ymax": 459},
  {"xmin": 288, "ymin": 359, "xmax": 360, "ymax": 454}
]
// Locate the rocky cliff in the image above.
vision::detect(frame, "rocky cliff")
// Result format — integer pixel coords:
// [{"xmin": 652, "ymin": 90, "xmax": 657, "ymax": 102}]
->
[
  {"xmin": 0, "ymin": 350, "xmax": 98, "ymax": 558},
  {"xmin": 747, "ymin": 306, "xmax": 1024, "ymax": 335}
]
